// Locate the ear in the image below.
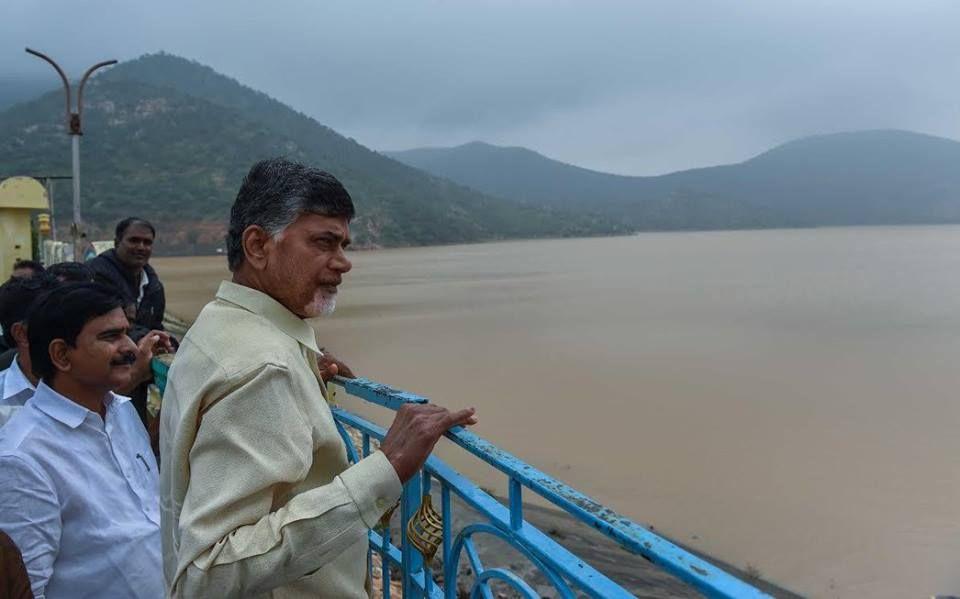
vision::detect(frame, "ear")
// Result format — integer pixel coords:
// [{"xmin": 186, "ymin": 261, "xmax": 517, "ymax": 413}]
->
[
  {"xmin": 10, "ymin": 322, "xmax": 28, "ymax": 351},
  {"xmin": 241, "ymin": 225, "xmax": 273, "ymax": 271},
  {"xmin": 48, "ymin": 339, "xmax": 72, "ymax": 376}
]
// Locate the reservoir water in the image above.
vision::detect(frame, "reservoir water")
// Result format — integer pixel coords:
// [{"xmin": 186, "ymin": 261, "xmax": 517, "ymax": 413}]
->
[{"xmin": 157, "ymin": 225, "xmax": 960, "ymax": 597}]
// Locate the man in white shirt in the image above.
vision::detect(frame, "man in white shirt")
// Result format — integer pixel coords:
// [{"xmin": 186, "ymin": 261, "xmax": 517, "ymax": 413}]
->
[
  {"xmin": 0, "ymin": 356, "xmax": 33, "ymax": 427},
  {"xmin": 0, "ymin": 283, "xmax": 165, "ymax": 598}
]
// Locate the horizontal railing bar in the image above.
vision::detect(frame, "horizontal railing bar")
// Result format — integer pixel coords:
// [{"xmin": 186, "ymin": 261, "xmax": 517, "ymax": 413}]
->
[
  {"xmin": 332, "ymin": 377, "xmax": 769, "ymax": 599},
  {"xmin": 334, "ymin": 408, "xmax": 632, "ymax": 599},
  {"xmin": 336, "ymin": 376, "xmax": 429, "ymax": 410}
]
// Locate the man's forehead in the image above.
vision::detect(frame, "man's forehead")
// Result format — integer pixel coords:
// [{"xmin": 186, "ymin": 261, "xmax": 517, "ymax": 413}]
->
[
  {"xmin": 296, "ymin": 213, "xmax": 351, "ymax": 238},
  {"xmin": 85, "ymin": 307, "xmax": 130, "ymax": 333},
  {"xmin": 123, "ymin": 224, "xmax": 154, "ymax": 239}
]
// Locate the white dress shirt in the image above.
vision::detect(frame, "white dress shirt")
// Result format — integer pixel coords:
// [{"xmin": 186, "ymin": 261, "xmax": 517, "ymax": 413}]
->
[
  {"xmin": 0, "ymin": 355, "xmax": 35, "ymax": 427},
  {"xmin": 0, "ymin": 381, "xmax": 163, "ymax": 599}
]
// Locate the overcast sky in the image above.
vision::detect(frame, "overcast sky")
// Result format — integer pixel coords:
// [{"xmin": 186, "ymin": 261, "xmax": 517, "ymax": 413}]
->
[{"xmin": 2, "ymin": 1, "xmax": 959, "ymax": 175}]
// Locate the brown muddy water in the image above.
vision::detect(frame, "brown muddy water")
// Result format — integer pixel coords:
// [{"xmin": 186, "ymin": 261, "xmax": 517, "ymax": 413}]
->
[{"xmin": 155, "ymin": 226, "xmax": 960, "ymax": 598}]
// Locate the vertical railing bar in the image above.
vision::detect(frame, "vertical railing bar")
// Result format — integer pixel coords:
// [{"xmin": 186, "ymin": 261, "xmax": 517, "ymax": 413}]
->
[
  {"xmin": 402, "ymin": 471, "xmax": 425, "ymax": 598},
  {"xmin": 509, "ymin": 478, "xmax": 523, "ymax": 531},
  {"xmin": 362, "ymin": 432, "xmax": 371, "ymax": 458},
  {"xmin": 441, "ymin": 482, "xmax": 452, "ymax": 585},
  {"xmin": 334, "ymin": 420, "xmax": 359, "ymax": 463},
  {"xmin": 401, "ymin": 480, "xmax": 411, "ymax": 598},
  {"xmin": 368, "ymin": 542, "xmax": 373, "ymax": 596},
  {"xmin": 464, "ymin": 537, "xmax": 495, "ymax": 599},
  {"xmin": 382, "ymin": 528, "xmax": 392, "ymax": 599},
  {"xmin": 422, "ymin": 472, "xmax": 434, "ymax": 596}
]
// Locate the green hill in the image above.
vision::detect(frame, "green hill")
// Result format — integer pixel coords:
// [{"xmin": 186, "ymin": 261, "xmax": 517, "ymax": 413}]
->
[
  {"xmin": 0, "ymin": 53, "xmax": 621, "ymax": 253},
  {"xmin": 389, "ymin": 130, "xmax": 960, "ymax": 229}
]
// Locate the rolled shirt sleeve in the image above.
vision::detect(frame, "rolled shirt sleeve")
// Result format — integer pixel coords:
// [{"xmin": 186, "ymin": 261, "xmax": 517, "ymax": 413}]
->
[
  {"xmin": 172, "ymin": 363, "xmax": 401, "ymax": 598},
  {"xmin": 0, "ymin": 455, "xmax": 61, "ymax": 599}
]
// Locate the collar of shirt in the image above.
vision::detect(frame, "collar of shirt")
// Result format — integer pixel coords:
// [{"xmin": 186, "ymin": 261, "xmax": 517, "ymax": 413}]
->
[
  {"xmin": 30, "ymin": 381, "xmax": 131, "ymax": 429},
  {"xmin": 136, "ymin": 269, "xmax": 150, "ymax": 306},
  {"xmin": 1, "ymin": 355, "xmax": 34, "ymax": 401},
  {"xmin": 215, "ymin": 280, "xmax": 321, "ymax": 355}
]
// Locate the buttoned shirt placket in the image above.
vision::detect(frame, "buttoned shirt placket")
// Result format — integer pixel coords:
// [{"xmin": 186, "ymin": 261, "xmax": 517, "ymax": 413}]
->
[{"xmin": 95, "ymin": 401, "xmax": 159, "ymax": 523}]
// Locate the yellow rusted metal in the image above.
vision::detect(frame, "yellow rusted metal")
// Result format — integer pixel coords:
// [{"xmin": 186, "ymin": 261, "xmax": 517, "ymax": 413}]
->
[
  {"xmin": 37, "ymin": 213, "xmax": 51, "ymax": 235},
  {"xmin": 406, "ymin": 494, "xmax": 443, "ymax": 565},
  {"xmin": 0, "ymin": 177, "xmax": 49, "ymax": 280}
]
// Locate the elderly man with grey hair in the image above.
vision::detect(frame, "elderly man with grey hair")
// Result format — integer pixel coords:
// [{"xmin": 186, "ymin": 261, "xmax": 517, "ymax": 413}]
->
[{"xmin": 160, "ymin": 158, "xmax": 477, "ymax": 598}]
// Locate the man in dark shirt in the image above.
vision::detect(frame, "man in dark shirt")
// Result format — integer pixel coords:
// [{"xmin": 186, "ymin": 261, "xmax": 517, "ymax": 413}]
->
[
  {"xmin": 88, "ymin": 218, "xmax": 174, "ymax": 430},
  {"xmin": 9, "ymin": 260, "xmax": 44, "ymax": 280},
  {"xmin": 47, "ymin": 261, "xmax": 94, "ymax": 283},
  {"xmin": 88, "ymin": 218, "xmax": 167, "ymax": 342},
  {"xmin": 0, "ymin": 275, "xmax": 60, "ymax": 372},
  {"xmin": 1, "ymin": 261, "xmax": 48, "ymax": 356}
]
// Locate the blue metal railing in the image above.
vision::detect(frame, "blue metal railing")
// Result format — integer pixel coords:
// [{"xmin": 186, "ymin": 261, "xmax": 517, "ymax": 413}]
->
[
  {"xmin": 330, "ymin": 376, "xmax": 768, "ymax": 599},
  {"xmin": 152, "ymin": 360, "xmax": 768, "ymax": 598}
]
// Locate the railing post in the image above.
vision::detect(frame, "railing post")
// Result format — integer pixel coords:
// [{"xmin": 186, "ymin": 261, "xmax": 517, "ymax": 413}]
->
[
  {"xmin": 401, "ymin": 469, "xmax": 425, "ymax": 598},
  {"xmin": 381, "ymin": 527, "xmax": 392, "ymax": 599},
  {"xmin": 421, "ymin": 474, "xmax": 435, "ymax": 597},
  {"xmin": 441, "ymin": 483, "xmax": 454, "ymax": 599},
  {"xmin": 509, "ymin": 478, "xmax": 523, "ymax": 531}
]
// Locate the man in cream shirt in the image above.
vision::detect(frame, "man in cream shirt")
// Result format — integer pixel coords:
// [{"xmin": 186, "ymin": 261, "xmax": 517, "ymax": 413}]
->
[{"xmin": 160, "ymin": 158, "xmax": 477, "ymax": 598}]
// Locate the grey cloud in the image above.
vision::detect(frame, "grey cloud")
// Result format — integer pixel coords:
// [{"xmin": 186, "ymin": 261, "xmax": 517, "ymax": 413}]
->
[{"xmin": 2, "ymin": 0, "xmax": 959, "ymax": 174}]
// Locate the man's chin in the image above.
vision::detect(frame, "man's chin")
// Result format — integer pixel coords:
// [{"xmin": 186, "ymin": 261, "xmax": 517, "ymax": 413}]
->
[
  {"xmin": 304, "ymin": 294, "xmax": 337, "ymax": 318},
  {"xmin": 109, "ymin": 366, "xmax": 133, "ymax": 390}
]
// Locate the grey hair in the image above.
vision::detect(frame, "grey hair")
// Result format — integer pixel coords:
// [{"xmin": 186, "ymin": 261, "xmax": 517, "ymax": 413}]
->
[{"xmin": 226, "ymin": 158, "xmax": 355, "ymax": 271}]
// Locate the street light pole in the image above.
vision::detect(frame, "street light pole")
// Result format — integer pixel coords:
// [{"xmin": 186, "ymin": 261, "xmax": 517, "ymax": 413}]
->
[{"xmin": 25, "ymin": 48, "xmax": 116, "ymax": 261}]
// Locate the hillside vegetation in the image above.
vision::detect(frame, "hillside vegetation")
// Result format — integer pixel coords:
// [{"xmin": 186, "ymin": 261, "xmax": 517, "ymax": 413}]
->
[{"xmin": 0, "ymin": 53, "xmax": 621, "ymax": 253}]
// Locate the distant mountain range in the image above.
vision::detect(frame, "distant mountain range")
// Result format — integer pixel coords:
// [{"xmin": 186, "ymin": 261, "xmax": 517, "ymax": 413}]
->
[
  {"xmin": 3, "ymin": 52, "xmax": 958, "ymax": 255},
  {"xmin": 0, "ymin": 53, "xmax": 619, "ymax": 253},
  {"xmin": 389, "ymin": 130, "xmax": 960, "ymax": 229}
]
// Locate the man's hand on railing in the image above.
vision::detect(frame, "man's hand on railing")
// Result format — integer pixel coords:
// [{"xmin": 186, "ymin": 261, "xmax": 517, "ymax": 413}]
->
[
  {"xmin": 380, "ymin": 404, "xmax": 478, "ymax": 483},
  {"xmin": 317, "ymin": 350, "xmax": 355, "ymax": 382}
]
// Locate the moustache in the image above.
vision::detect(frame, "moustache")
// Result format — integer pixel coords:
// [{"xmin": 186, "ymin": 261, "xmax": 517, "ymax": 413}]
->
[{"xmin": 110, "ymin": 352, "xmax": 137, "ymax": 366}]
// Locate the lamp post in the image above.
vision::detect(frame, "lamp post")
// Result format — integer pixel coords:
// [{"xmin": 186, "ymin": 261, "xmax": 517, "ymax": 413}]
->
[{"xmin": 25, "ymin": 48, "xmax": 116, "ymax": 261}]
